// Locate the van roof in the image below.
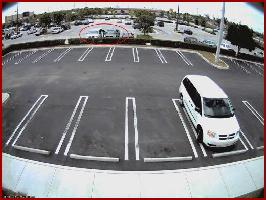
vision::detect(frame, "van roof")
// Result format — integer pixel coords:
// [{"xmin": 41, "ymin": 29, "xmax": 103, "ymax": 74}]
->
[{"xmin": 185, "ymin": 75, "xmax": 228, "ymax": 98}]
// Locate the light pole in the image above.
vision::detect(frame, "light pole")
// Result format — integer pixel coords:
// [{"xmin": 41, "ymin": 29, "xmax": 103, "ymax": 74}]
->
[
  {"xmin": 175, "ymin": 5, "xmax": 179, "ymax": 31},
  {"xmin": 215, "ymin": 2, "xmax": 225, "ymax": 63},
  {"xmin": 16, "ymin": 3, "xmax": 19, "ymax": 33}
]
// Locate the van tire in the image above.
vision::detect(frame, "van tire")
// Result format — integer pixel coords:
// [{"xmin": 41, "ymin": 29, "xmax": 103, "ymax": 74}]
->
[
  {"xmin": 180, "ymin": 93, "xmax": 184, "ymax": 107},
  {"xmin": 196, "ymin": 126, "xmax": 203, "ymax": 143}
]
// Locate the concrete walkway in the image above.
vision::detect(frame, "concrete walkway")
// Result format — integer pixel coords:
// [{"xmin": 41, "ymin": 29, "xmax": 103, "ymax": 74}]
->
[{"xmin": 2, "ymin": 153, "xmax": 263, "ymax": 197}]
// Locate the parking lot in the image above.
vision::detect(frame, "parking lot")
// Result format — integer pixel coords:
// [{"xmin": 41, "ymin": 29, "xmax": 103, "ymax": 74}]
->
[{"xmin": 2, "ymin": 45, "xmax": 264, "ymax": 171}]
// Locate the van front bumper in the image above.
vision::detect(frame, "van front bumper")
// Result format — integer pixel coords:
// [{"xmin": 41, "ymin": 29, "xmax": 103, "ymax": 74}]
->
[{"xmin": 204, "ymin": 135, "xmax": 239, "ymax": 147}]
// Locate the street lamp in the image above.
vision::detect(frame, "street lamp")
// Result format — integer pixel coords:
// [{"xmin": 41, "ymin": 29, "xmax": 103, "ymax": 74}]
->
[{"xmin": 215, "ymin": 2, "xmax": 225, "ymax": 63}]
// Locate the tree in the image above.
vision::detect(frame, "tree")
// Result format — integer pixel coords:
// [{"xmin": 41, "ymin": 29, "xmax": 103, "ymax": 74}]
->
[
  {"xmin": 39, "ymin": 12, "xmax": 51, "ymax": 27},
  {"xmin": 195, "ymin": 18, "xmax": 199, "ymax": 25},
  {"xmin": 53, "ymin": 12, "xmax": 65, "ymax": 25},
  {"xmin": 226, "ymin": 23, "xmax": 256, "ymax": 55},
  {"xmin": 134, "ymin": 10, "xmax": 155, "ymax": 35},
  {"xmin": 200, "ymin": 19, "xmax": 206, "ymax": 27},
  {"xmin": 159, "ymin": 10, "xmax": 165, "ymax": 18}
]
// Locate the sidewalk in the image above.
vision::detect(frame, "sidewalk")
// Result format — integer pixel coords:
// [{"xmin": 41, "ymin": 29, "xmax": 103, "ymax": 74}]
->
[{"xmin": 2, "ymin": 153, "xmax": 263, "ymax": 197}]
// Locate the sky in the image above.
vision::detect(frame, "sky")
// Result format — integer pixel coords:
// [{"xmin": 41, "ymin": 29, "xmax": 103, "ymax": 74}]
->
[{"xmin": 2, "ymin": 2, "xmax": 264, "ymax": 33}]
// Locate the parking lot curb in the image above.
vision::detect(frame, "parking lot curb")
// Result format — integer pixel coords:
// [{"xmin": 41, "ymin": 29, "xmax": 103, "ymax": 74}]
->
[
  {"xmin": 212, "ymin": 149, "xmax": 248, "ymax": 158},
  {"xmin": 144, "ymin": 156, "xmax": 193, "ymax": 162},
  {"xmin": 70, "ymin": 154, "xmax": 119, "ymax": 162},
  {"xmin": 13, "ymin": 145, "xmax": 51, "ymax": 155},
  {"xmin": 2, "ymin": 93, "xmax": 10, "ymax": 105}
]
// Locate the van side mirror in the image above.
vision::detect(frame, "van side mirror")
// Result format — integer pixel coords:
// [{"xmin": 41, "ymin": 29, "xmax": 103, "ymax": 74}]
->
[{"xmin": 195, "ymin": 107, "xmax": 201, "ymax": 113}]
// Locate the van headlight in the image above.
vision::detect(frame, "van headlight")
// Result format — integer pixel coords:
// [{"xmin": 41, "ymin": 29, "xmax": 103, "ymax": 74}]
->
[
  {"xmin": 236, "ymin": 130, "xmax": 240, "ymax": 136},
  {"xmin": 207, "ymin": 130, "xmax": 216, "ymax": 138}
]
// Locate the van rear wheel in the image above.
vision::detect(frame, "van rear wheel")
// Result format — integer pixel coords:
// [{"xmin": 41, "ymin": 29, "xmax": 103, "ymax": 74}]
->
[
  {"xmin": 180, "ymin": 93, "xmax": 184, "ymax": 107},
  {"xmin": 196, "ymin": 127, "xmax": 203, "ymax": 143}
]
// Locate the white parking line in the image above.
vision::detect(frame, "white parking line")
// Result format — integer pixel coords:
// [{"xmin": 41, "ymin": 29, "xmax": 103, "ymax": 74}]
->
[
  {"xmin": 32, "ymin": 49, "xmax": 54, "ymax": 63},
  {"xmin": 15, "ymin": 50, "xmax": 37, "ymax": 64},
  {"xmin": 55, "ymin": 96, "xmax": 86, "ymax": 154},
  {"xmin": 176, "ymin": 51, "xmax": 193, "ymax": 66},
  {"xmin": 11, "ymin": 95, "xmax": 48, "ymax": 146},
  {"xmin": 154, "ymin": 48, "xmax": 167, "ymax": 64},
  {"xmin": 54, "ymin": 48, "xmax": 72, "ymax": 62},
  {"xmin": 132, "ymin": 48, "xmax": 139, "ymax": 63},
  {"xmin": 105, "ymin": 47, "xmax": 115, "ymax": 62},
  {"xmin": 239, "ymin": 136, "xmax": 248, "ymax": 150},
  {"xmin": 240, "ymin": 130, "xmax": 254, "ymax": 150},
  {"xmin": 78, "ymin": 47, "xmax": 93, "ymax": 62},
  {"xmin": 244, "ymin": 62, "xmax": 263, "ymax": 76},
  {"xmin": 5, "ymin": 95, "xmax": 48, "ymax": 146},
  {"xmin": 2, "ymin": 52, "xmax": 21, "ymax": 65},
  {"xmin": 254, "ymin": 63, "xmax": 264, "ymax": 71},
  {"xmin": 181, "ymin": 101, "xmax": 208, "ymax": 157},
  {"xmin": 125, "ymin": 97, "xmax": 139, "ymax": 160},
  {"xmin": 257, "ymin": 146, "xmax": 264, "ymax": 150},
  {"xmin": 64, "ymin": 96, "xmax": 88, "ymax": 156},
  {"xmin": 172, "ymin": 99, "xmax": 198, "ymax": 158},
  {"xmin": 242, "ymin": 101, "xmax": 264, "ymax": 125},
  {"xmin": 232, "ymin": 59, "xmax": 251, "ymax": 74}
]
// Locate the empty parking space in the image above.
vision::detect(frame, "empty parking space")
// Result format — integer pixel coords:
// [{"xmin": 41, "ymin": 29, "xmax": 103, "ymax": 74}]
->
[
  {"xmin": 138, "ymin": 97, "xmax": 195, "ymax": 160},
  {"xmin": 137, "ymin": 48, "xmax": 164, "ymax": 65},
  {"xmin": 68, "ymin": 96, "xmax": 124, "ymax": 159}
]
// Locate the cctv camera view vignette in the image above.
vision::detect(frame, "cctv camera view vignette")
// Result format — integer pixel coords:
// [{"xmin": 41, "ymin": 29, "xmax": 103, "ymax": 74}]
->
[{"xmin": 2, "ymin": 1, "xmax": 264, "ymax": 198}]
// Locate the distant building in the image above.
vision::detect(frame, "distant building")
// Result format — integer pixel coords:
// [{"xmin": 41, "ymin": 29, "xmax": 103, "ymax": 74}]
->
[{"xmin": 5, "ymin": 11, "xmax": 34, "ymax": 24}]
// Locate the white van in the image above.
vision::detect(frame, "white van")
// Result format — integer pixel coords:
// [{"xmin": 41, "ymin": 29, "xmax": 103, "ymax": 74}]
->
[{"xmin": 179, "ymin": 75, "xmax": 240, "ymax": 147}]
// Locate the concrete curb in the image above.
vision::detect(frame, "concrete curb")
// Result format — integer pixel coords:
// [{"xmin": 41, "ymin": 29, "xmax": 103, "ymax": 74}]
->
[
  {"xmin": 144, "ymin": 156, "xmax": 193, "ymax": 162},
  {"xmin": 13, "ymin": 145, "xmax": 50, "ymax": 155},
  {"xmin": 2, "ymin": 93, "xmax": 10, "ymax": 105},
  {"xmin": 212, "ymin": 149, "xmax": 248, "ymax": 158},
  {"xmin": 70, "ymin": 154, "xmax": 119, "ymax": 162}
]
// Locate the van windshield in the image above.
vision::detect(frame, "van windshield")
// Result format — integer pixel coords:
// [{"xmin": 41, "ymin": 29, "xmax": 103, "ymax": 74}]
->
[{"xmin": 203, "ymin": 98, "xmax": 234, "ymax": 118}]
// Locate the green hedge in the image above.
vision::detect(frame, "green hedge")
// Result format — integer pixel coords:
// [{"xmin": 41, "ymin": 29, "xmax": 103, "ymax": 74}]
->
[{"xmin": 3, "ymin": 38, "xmax": 263, "ymax": 63}]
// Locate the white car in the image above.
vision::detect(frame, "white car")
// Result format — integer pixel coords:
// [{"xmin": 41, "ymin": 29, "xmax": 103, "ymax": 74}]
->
[
  {"xmin": 179, "ymin": 75, "xmax": 240, "ymax": 147},
  {"xmin": 220, "ymin": 43, "xmax": 234, "ymax": 52},
  {"xmin": 86, "ymin": 30, "xmax": 100, "ymax": 39},
  {"xmin": 51, "ymin": 27, "xmax": 63, "ymax": 34}
]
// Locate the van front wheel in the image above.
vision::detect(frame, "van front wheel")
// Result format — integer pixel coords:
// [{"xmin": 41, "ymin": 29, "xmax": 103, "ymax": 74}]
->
[
  {"xmin": 180, "ymin": 93, "xmax": 184, "ymax": 107},
  {"xmin": 196, "ymin": 127, "xmax": 203, "ymax": 143}
]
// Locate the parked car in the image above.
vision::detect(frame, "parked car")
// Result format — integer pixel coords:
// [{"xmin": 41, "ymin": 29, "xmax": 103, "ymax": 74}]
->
[
  {"xmin": 27, "ymin": 28, "xmax": 37, "ymax": 35},
  {"xmin": 254, "ymin": 51, "xmax": 264, "ymax": 58},
  {"xmin": 184, "ymin": 37, "xmax": 198, "ymax": 44},
  {"xmin": 133, "ymin": 23, "xmax": 141, "ymax": 29},
  {"xmin": 184, "ymin": 29, "xmax": 193, "ymax": 35},
  {"xmin": 105, "ymin": 17, "xmax": 110, "ymax": 20},
  {"xmin": 121, "ymin": 32, "xmax": 134, "ymax": 38},
  {"xmin": 220, "ymin": 43, "xmax": 234, "ymax": 52},
  {"xmin": 179, "ymin": 75, "xmax": 240, "ymax": 147},
  {"xmin": 105, "ymin": 29, "xmax": 120, "ymax": 38},
  {"xmin": 81, "ymin": 19, "xmax": 90, "ymax": 25},
  {"xmin": 117, "ymin": 19, "xmax": 122, "ymax": 23},
  {"xmin": 35, "ymin": 28, "xmax": 45, "ymax": 36},
  {"xmin": 51, "ymin": 27, "xmax": 63, "ymax": 34},
  {"xmin": 125, "ymin": 20, "xmax": 132, "ymax": 25},
  {"xmin": 74, "ymin": 20, "xmax": 82, "ymax": 26},
  {"xmin": 86, "ymin": 30, "xmax": 100, "ymax": 39},
  {"xmin": 61, "ymin": 23, "xmax": 71, "ymax": 30},
  {"xmin": 202, "ymin": 40, "xmax": 217, "ymax": 48},
  {"xmin": 157, "ymin": 21, "xmax": 164, "ymax": 27}
]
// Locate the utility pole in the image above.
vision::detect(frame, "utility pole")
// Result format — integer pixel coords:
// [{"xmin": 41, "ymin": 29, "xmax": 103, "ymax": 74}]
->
[
  {"xmin": 175, "ymin": 5, "xmax": 179, "ymax": 31},
  {"xmin": 215, "ymin": 2, "xmax": 225, "ymax": 63},
  {"xmin": 16, "ymin": 3, "xmax": 19, "ymax": 33}
]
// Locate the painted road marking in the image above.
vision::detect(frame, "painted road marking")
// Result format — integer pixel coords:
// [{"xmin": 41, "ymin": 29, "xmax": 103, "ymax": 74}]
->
[
  {"xmin": 154, "ymin": 48, "xmax": 167, "ymax": 64},
  {"xmin": 105, "ymin": 47, "xmax": 115, "ymax": 62},
  {"xmin": 125, "ymin": 97, "xmax": 139, "ymax": 160},
  {"xmin": 144, "ymin": 156, "xmax": 192, "ymax": 162},
  {"xmin": 11, "ymin": 95, "xmax": 48, "ymax": 146},
  {"xmin": 64, "ymin": 96, "xmax": 88, "ymax": 156},
  {"xmin": 2, "ymin": 52, "xmax": 21, "ymax": 65},
  {"xmin": 242, "ymin": 101, "xmax": 264, "ymax": 125},
  {"xmin": 5, "ymin": 95, "xmax": 48, "ymax": 146},
  {"xmin": 232, "ymin": 59, "xmax": 251, "ymax": 74},
  {"xmin": 54, "ymin": 48, "xmax": 72, "ymax": 62},
  {"xmin": 257, "ymin": 146, "xmax": 264, "ymax": 150},
  {"xmin": 32, "ymin": 49, "xmax": 54, "ymax": 63},
  {"xmin": 244, "ymin": 62, "xmax": 263, "ymax": 76},
  {"xmin": 55, "ymin": 96, "xmax": 87, "ymax": 154},
  {"xmin": 132, "ymin": 48, "xmax": 139, "ymax": 62},
  {"xmin": 240, "ymin": 130, "xmax": 254, "ymax": 150},
  {"xmin": 172, "ymin": 99, "xmax": 198, "ymax": 158},
  {"xmin": 15, "ymin": 51, "xmax": 37, "ymax": 64},
  {"xmin": 78, "ymin": 47, "xmax": 93, "ymax": 62},
  {"xmin": 180, "ymin": 100, "xmax": 207, "ymax": 157},
  {"xmin": 254, "ymin": 63, "xmax": 264, "ymax": 71},
  {"xmin": 70, "ymin": 154, "xmax": 119, "ymax": 162},
  {"xmin": 176, "ymin": 51, "xmax": 193, "ymax": 66}
]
